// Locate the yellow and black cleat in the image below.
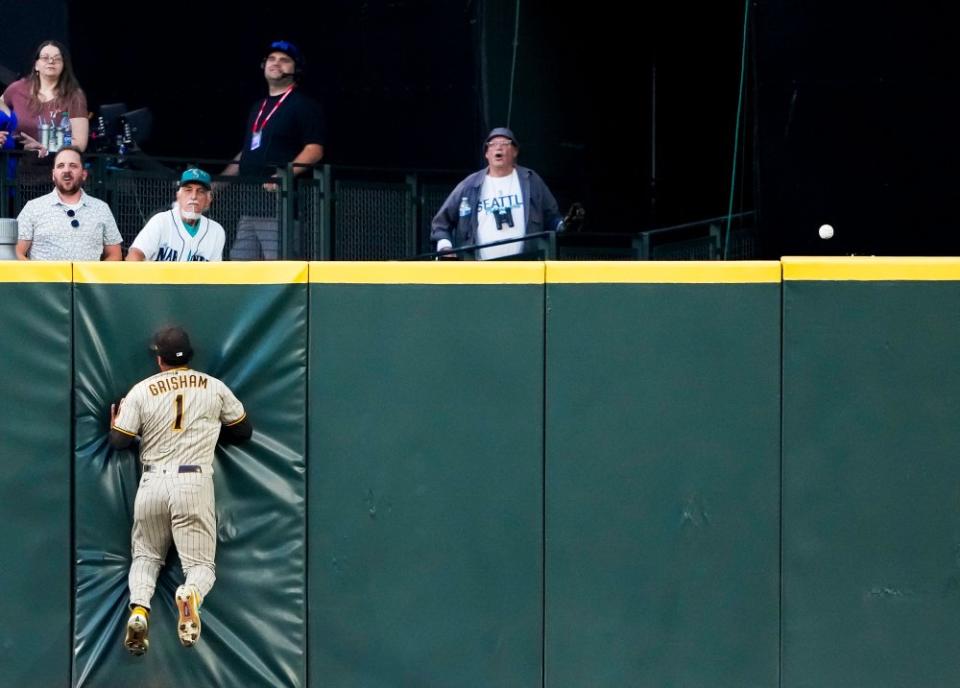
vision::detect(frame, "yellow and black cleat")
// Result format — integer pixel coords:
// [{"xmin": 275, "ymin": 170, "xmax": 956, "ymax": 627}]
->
[
  {"xmin": 124, "ymin": 606, "xmax": 150, "ymax": 656},
  {"xmin": 175, "ymin": 585, "xmax": 202, "ymax": 648}
]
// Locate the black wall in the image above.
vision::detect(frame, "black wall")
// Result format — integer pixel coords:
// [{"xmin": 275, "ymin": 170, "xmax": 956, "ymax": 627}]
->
[
  {"xmin": 69, "ymin": 1, "xmax": 477, "ymax": 170},
  {"xmin": 21, "ymin": 2, "xmax": 910, "ymax": 250},
  {"xmin": 0, "ymin": 0, "xmax": 67, "ymax": 81},
  {"xmin": 66, "ymin": 1, "xmax": 749, "ymax": 236},
  {"xmin": 481, "ymin": 0, "xmax": 751, "ymax": 232},
  {"xmin": 756, "ymin": 1, "xmax": 957, "ymax": 256}
]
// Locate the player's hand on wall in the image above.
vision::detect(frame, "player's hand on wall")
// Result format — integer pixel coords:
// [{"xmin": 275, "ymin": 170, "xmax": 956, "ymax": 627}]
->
[{"xmin": 110, "ymin": 398, "xmax": 124, "ymax": 427}]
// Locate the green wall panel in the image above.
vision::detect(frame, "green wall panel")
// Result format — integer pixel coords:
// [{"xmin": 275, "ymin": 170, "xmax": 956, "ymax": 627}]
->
[
  {"xmin": 545, "ymin": 281, "xmax": 781, "ymax": 688},
  {"xmin": 308, "ymin": 280, "xmax": 544, "ymax": 688},
  {"xmin": 72, "ymin": 272, "xmax": 307, "ymax": 687},
  {"xmin": 0, "ymin": 271, "xmax": 72, "ymax": 688},
  {"xmin": 783, "ymin": 279, "xmax": 960, "ymax": 688}
]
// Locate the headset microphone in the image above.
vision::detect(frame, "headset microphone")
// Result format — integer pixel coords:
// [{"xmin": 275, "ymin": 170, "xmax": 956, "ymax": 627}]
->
[{"xmin": 261, "ymin": 60, "xmax": 294, "ymax": 77}]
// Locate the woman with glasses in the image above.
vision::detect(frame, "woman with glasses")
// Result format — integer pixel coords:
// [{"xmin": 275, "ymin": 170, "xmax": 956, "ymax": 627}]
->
[{"xmin": 2, "ymin": 39, "xmax": 89, "ymax": 156}]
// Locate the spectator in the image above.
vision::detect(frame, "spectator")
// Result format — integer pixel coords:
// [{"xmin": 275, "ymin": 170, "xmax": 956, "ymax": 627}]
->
[
  {"xmin": 127, "ymin": 168, "xmax": 225, "ymax": 262},
  {"xmin": 431, "ymin": 127, "xmax": 564, "ymax": 260},
  {"xmin": 221, "ymin": 39, "xmax": 325, "ymax": 259},
  {"xmin": 0, "ymin": 99, "xmax": 15, "ymax": 151},
  {"xmin": 15, "ymin": 146, "xmax": 121, "ymax": 261},
  {"xmin": 0, "ymin": 99, "xmax": 16, "ymax": 187},
  {"xmin": 3, "ymin": 40, "xmax": 89, "ymax": 156}
]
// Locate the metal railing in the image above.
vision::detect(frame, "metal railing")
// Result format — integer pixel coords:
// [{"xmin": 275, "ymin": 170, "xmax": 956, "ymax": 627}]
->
[
  {"xmin": 408, "ymin": 231, "xmax": 558, "ymax": 261},
  {"xmin": 0, "ymin": 150, "xmax": 759, "ymax": 261},
  {"xmin": 0, "ymin": 151, "xmax": 467, "ymax": 261},
  {"xmin": 549, "ymin": 212, "xmax": 758, "ymax": 261}
]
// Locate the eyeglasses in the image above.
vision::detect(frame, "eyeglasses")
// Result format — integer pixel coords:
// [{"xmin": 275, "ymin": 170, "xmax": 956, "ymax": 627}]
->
[
  {"xmin": 487, "ymin": 139, "xmax": 514, "ymax": 148},
  {"xmin": 38, "ymin": 55, "xmax": 63, "ymax": 63},
  {"xmin": 65, "ymin": 209, "xmax": 79, "ymax": 228}
]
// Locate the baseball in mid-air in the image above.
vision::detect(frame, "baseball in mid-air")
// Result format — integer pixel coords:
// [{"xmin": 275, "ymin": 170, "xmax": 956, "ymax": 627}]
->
[{"xmin": 818, "ymin": 224, "xmax": 834, "ymax": 239}]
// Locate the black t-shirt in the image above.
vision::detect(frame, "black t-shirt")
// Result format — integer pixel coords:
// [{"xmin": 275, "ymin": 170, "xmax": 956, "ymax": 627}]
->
[{"xmin": 239, "ymin": 88, "xmax": 326, "ymax": 176}]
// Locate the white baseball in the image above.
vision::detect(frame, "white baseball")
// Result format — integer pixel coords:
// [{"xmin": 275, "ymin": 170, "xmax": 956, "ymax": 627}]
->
[{"xmin": 818, "ymin": 224, "xmax": 834, "ymax": 239}]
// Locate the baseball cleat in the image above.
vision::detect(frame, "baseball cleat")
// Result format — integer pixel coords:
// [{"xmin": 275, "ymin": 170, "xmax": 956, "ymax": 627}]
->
[
  {"xmin": 176, "ymin": 585, "xmax": 202, "ymax": 647},
  {"xmin": 124, "ymin": 607, "xmax": 150, "ymax": 656}
]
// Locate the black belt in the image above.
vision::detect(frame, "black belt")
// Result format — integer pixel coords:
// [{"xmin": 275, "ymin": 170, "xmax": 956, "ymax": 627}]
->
[{"xmin": 142, "ymin": 464, "xmax": 202, "ymax": 473}]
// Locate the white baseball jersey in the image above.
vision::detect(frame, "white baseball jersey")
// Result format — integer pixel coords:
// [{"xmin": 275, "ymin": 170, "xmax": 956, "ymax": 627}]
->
[
  {"xmin": 112, "ymin": 366, "xmax": 246, "ymax": 471},
  {"xmin": 130, "ymin": 205, "xmax": 225, "ymax": 262}
]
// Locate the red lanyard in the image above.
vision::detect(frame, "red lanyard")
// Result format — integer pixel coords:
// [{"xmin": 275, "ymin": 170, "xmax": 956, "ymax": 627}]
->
[{"xmin": 252, "ymin": 85, "xmax": 295, "ymax": 134}]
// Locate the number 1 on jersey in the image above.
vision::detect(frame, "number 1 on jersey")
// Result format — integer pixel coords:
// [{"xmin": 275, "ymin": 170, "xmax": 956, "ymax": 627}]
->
[{"xmin": 173, "ymin": 393, "xmax": 184, "ymax": 431}]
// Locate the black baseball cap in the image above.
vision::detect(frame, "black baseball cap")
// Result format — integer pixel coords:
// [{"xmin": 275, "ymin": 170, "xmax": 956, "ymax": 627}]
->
[{"xmin": 151, "ymin": 326, "xmax": 194, "ymax": 364}]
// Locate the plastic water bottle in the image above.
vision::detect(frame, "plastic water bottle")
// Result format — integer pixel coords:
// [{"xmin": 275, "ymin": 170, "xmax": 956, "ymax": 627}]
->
[
  {"xmin": 60, "ymin": 112, "xmax": 72, "ymax": 147},
  {"xmin": 116, "ymin": 134, "xmax": 127, "ymax": 164},
  {"xmin": 458, "ymin": 196, "xmax": 471, "ymax": 217}
]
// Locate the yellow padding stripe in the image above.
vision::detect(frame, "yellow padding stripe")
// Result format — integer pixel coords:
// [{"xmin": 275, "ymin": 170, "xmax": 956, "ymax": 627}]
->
[
  {"xmin": 74, "ymin": 261, "xmax": 308, "ymax": 284},
  {"xmin": 546, "ymin": 261, "xmax": 781, "ymax": 283},
  {"xmin": 783, "ymin": 257, "xmax": 960, "ymax": 281},
  {"xmin": 0, "ymin": 262, "xmax": 72, "ymax": 283},
  {"xmin": 308, "ymin": 261, "xmax": 545, "ymax": 284},
  {"xmin": 31, "ymin": 258, "xmax": 960, "ymax": 284}
]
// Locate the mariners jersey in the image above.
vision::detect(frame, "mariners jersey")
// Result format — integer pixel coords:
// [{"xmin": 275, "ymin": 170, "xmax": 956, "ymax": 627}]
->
[
  {"xmin": 130, "ymin": 206, "xmax": 225, "ymax": 262},
  {"xmin": 113, "ymin": 367, "xmax": 246, "ymax": 470}
]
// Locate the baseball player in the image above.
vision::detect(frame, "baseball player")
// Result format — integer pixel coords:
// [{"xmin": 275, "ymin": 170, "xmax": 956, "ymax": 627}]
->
[
  {"xmin": 109, "ymin": 326, "xmax": 252, "ymax": 655},
  {"xmin": 126, "ymin": 168, "xmax": 226, "ymax": 262}
]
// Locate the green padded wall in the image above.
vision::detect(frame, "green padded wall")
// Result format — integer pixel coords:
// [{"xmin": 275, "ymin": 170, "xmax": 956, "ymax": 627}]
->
[
  {"xmin": 71, "ymin": 262, "xmax": 307, "ymax": 688},
  {"xmin": 544, "ymin": 262, "xmax": 782, "ymax": 688},
  {"xmin": 10, "ymin": 256, "xmax": 960, "ymax": 687},
  {"xmin": 782, "ymin": 258, "xmax": 960, "ymax": 688},
  {"xmin": 0, "ymin": 263, "xmax": 73, "ymax": 688},
  {"xmin": 308, "ymin": 263, "xmax": 545, "ymax": 688}
]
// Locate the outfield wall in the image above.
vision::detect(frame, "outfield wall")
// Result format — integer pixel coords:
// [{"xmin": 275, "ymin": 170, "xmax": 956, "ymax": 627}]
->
[{"xmin": 1, "ymin": 258, "xmax": 957, "ymax": 687}]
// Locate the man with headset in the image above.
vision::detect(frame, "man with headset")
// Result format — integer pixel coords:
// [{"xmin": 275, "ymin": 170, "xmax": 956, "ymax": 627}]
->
[{"xmin": 222, "ymin": 40, "xmax": 325, "ymax": 259}]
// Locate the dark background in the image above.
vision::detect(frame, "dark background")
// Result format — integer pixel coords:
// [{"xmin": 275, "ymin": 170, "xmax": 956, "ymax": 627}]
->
[
  {"xmin": 755, "ymin": 1, "xmax": 957, "ymax": 256},
  {"xmin": 1, "ymin": 0, "xmax": 956, "ymax": 256}
]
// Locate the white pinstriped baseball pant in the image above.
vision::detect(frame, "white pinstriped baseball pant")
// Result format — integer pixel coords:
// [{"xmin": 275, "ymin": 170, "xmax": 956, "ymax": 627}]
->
[{"xmin": 128, "ymin": 471, "xmax": 217, "ymax": 609}]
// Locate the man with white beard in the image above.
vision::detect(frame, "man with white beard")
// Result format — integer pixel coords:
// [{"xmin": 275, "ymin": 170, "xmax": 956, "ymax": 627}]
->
[{"xmin": 127, "ymin": 168, "xmax": 225, "ymax": 262}]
